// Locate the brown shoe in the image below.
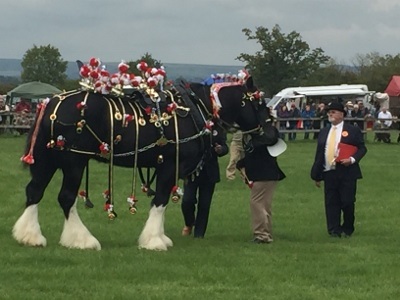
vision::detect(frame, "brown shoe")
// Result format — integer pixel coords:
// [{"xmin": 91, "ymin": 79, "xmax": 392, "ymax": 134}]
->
[{"xmin": 182, "ymin": 226, "xmax": 192, "ymax": 236}]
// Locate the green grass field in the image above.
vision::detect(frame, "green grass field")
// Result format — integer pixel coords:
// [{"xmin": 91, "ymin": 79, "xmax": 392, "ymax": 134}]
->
[{"xmin": 0, "ymin": 133, "xmax": 399, "ymax": 300}]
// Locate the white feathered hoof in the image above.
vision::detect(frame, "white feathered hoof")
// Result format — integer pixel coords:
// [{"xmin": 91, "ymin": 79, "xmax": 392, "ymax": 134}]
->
[
  {"xmin": 138, "ymin": 205, "xmax": 173, "ymax": 251},
  {"xmin": 59, "ymin": 231, "xmax": 101, "ymax": 251},
  {"xmin": 138, "ymin": 235, "xmax": 169, "ymax": 251},
  {"xmin": 12, "ymin": 205, "xmax": 47, "ymax": 247},
  {"xmin": 59, "ymin": 204, "xmax": 101, "ymax": 250},
  {"xmin": 161, "ymin": 234, "xmax": 173, "ymax": 248}
]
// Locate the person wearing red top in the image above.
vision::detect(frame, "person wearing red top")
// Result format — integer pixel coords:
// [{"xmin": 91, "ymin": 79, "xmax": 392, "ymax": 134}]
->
[{"xmin": 14, "ymin": 98, "xmax": 32, "ymax": 113}]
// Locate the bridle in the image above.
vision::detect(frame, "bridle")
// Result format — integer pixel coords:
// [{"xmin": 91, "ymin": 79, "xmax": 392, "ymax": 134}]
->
[
  {"xmin": 190, "ymin": 83, "xmax": 266, "ymax": 135},
  {"xmin": 237, "ymin": 90, "xmax": 268, "ymax": 134}
]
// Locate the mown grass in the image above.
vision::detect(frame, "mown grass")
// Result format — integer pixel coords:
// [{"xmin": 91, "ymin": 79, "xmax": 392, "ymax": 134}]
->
[{"xmin": 0, "ymin": 132, "xmax": 399, "ymax": 300}]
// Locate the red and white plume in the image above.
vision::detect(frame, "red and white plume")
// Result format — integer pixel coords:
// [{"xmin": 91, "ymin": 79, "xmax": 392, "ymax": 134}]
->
[
  {"xmin": 137, "ymin": 61, "xmax": 148, "ymax": 73},
  {"xmin": 238, "ymin": 69, "xmax": 250, "ymax": 83}
]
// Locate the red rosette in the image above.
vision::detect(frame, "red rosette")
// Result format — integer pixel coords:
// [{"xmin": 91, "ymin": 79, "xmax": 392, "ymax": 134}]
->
[
  {"xmin": 89, "ymin": 57, "xmax": 100, "ymax": 68},
  {"xmin": 21, "ymin": 154, "xmax": 34, "ymax": 165},
  {"xmin": 167, "ymin": 103, "xmax": 177, "ymax": 113},
  {"xmin": 171, "ymin": 185, "xmax": 178, "ymax": 193},
  {"xmin": 56, "ymin": 139, "xmax": 65, "ymax": 148},
  {"xmin": 147, "ymin": 77, "xmax": 158, "ymax": 88},
  {"xmin": 79, "ymin": 65, "xmax": 90, "ymax": 78},
  {"xmin": 103, "ymin": 202, "xmax": 111, "ymax": 211},
  {"xmin": 137, "ymin": 61, "xmax": 148, "ymax": 72},
  {"xmin": 118, "ymin": 61, "xmax": 129, "ymax": 73},
  {"xmin": 76, "ymin": 102, "xmax": 86, "ymax": 110},
  {"xmin": 144, "ymin": 106, "xmax": 152, "ymax": 115},
  {"xmin": 90, "ymin": 70, "xmax": 99, "ymax": 80},
  {"xmin": 99, "ymin": 142, "xmax": 110, "ymax": 155}
]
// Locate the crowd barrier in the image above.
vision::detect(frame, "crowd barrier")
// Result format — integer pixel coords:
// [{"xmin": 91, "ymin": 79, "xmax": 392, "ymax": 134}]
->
[
  {"xmin": 1, "ymin": 113, "xmax": 398, "ymax": 138},
  {"xmin": 274, "ymin": 117, "xmax": 398, "ymax": 138},
  {"xmin": 0, "ymin": 112, "xmax": 35, "ymax": 133}
]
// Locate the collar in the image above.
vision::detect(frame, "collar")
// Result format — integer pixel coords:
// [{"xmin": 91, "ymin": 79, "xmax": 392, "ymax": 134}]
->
[{"xmin": 330, "ymin": 121, "xmax": 344, "ymax": 131}]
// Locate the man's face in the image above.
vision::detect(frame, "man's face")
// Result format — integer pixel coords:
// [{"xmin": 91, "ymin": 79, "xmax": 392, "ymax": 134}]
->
[{"xmin": 328, "ymin": 109, "xmax": 344, "ymax": 125}]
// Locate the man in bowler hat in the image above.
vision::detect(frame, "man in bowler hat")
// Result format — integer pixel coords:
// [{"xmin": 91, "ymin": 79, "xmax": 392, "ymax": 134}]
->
[{"xmin": 311, "ymin": 102, "xmax": 367, "ymax": 237}]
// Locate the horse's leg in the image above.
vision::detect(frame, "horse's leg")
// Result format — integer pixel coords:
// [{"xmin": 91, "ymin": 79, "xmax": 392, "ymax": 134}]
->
[
  {"xmin": 13, "ymin": 160, "xmax": 58, "ymax": 247},
  {"xmin": 138, "ymin": 164, "xmax": 174, "ymax": 251},
  {"xmin": 58, "ymin": 156, "xmax": 101, "ymax": 250}
]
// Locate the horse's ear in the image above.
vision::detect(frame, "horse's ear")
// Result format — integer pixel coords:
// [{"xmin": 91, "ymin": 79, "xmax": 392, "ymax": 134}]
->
[
  {"xmin": 245, "ymin": 76, "xmax": 254, "ymax": 90},
  {"xmin": 76, "ymin": 60, "xmax": 83, "ymax": 71}
]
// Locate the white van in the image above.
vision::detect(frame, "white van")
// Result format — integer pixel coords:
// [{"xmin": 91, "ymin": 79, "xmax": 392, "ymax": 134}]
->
[{"xmin": 267, "ymin": 84, "xmax": 373, "ymax": 112}]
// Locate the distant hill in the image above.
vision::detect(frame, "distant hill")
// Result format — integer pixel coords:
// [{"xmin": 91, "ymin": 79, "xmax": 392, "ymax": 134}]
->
[
  {"xmin": 0, "ymin": 58, "xmax": 244, "ymax": 82},
  {"xmin": 0, "ymin": 59, "xmax": 22, "ymax": 77}
]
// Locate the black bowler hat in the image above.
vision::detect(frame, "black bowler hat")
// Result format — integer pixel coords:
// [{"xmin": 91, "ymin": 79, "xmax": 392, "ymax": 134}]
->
[{"xmin": 327, "ymin": 102, "xmax": 345, "ymax": 113}]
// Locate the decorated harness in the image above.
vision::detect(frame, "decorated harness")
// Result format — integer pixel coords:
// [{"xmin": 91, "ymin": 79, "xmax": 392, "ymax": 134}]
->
[{"xmin": 21, "ymin": 58, "xmax": 262, "ymax": 219}]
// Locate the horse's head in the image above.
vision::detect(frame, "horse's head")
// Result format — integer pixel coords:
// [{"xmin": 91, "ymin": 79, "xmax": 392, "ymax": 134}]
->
[
  {"xmin": 216, "ymin": 77, "xmax": 278, "ymax": 147},
  {"xmin": 189, "ymin": 77, "xmax": 279, "ymax": 148}
]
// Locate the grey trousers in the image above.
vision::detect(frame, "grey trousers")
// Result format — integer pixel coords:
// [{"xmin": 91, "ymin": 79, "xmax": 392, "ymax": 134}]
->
[{"xmin": 250, "ymin": 180, "xmax": 278, "ymax": 242}]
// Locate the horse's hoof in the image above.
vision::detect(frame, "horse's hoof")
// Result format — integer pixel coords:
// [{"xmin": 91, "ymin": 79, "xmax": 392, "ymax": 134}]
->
[
  {"xmin": 161, "ymin": 235, "xmax": 173, "ymax": 247},
  {"xmin": 138, "ymin": 237, "xmax": 168, "ymax": 251},
  {"xmin": 84, "ymin": 199, "xmax": 94, "ymax": 208},
  {"xmin": 59, "ymin": 236, "xmax": 101, "ymax": 251},
  {"xmin": 13, "ymin": 232, "xmax": 47, "ymax": 247}
]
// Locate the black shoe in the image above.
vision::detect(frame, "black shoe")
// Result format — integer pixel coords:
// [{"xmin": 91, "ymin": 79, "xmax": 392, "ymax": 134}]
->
[{"xmin": 342, "ymin": 232, "xmax": 352, "ymax": 238}]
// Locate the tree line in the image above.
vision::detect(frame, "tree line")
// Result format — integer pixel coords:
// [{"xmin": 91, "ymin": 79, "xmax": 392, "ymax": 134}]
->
[
  {"xmin": 238, "ymin": 25, "xmax": 400, "ymax": 97},
  {"xmin": 1, "ymin": 24, "xmax": 400, "ymax": 96}
]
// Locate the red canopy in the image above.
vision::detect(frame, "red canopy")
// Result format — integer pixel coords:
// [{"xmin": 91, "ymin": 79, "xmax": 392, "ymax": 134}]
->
[{"xmin": 384, "ymin": 75, "xmax": 400, "ymax": 96}]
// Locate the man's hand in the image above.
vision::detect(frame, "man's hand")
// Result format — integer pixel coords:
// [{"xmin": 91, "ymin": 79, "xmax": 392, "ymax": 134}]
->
[
  {"xmin": 214, "ymin": 143, "xmax": 223, "ymax": 154},
  {"xmin": 315, "ymin": 181, "xmax": 321, "ymax": 188},
  {"xmin": 338, "ymin": 158, "xmax": 352, "ymax": 166}
]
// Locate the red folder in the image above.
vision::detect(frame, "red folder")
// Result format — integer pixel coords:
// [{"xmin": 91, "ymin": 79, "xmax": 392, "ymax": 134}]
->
[{"xmin": 335, "ymin": 143, "xmax": 357, "ymax": 161}]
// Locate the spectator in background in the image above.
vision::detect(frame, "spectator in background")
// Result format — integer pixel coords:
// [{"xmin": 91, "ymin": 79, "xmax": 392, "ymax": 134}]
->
[
  {"xmin": 14, "ymin": 98, "xmax": 31, "ymax": 113},
  {"xmin": 351, "ymin": 104, "xmax": 364, "ymax": 128},
  {"xmin": 344, "ymin": 101, "xmax": 354, "ymax": 121},
  {"xmin": 301, "ymin": 104, "xmax": 315, "ymax": 139},
  {"xmin": 226, "ymin": 130, "xmax": 244, "ymax": 180},
  {"xmin": 0, "ymin": 96, "xmax": 10, "ymax": 124},
  {"xmin": 277, "ymin": 104, "xmax": 291, "ymax": 141},
  {"xmin": 372, "ymin": 102, "xmax": 380, "ymax": 118},
  {"xmin": 377, "ymin": 107, "xmax": 393, "ymax": 128},
  {"xmin": 288, "ymin": 103, "xmax": 300, "ymax": 141},
  {"xmin": 13, "ymin": 108, "xmax": 32, "ymax": 134},
  {"xmin": 375, "ymin": 106, "xmax": 393, "ymax": 143},
  {"xmin": 313, "ymin": 102, "xmax": 328, "ymax": 140},
  {"xmin": 357, "ymin": 101, "xmax": 369, "ymax": 117}
]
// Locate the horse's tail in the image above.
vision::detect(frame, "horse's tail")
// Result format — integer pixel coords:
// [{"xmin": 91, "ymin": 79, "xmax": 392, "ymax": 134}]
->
[{"xmin": 21, "ymin": 102, "xmax": 48, "ymax": 166}]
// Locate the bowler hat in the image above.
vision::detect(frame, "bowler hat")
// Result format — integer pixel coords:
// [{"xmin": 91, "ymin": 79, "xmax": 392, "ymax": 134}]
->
[
  {"xmin": 327, "ymin": 102, "xmax": 345, "ymax": 113},
  {"xmin": 267, "ymin": 138, "xmax": 287, "ymax": 157}
]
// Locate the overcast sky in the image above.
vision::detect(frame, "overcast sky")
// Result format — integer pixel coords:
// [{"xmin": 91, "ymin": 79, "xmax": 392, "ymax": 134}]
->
[{"xmin": 1, "ymin": 0, "xmax": 400, "ymax": 66}]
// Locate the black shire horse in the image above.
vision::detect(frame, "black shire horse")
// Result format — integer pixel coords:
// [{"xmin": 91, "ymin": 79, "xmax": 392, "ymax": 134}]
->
[{"xmin": 13, "ymin": 77, "xmax": 273, "ymax": 251}]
